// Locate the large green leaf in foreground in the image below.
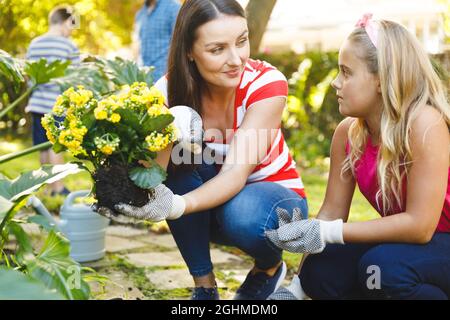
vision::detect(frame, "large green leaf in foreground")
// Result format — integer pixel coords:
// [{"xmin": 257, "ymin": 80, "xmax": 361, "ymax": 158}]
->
[
  {"xmin": 0, "ymin": 49, "xmax": 25, "ymax": 92},
  {"xmin": 0, "ymin": 267, "xmax": 64, "ymax": 300},
  {"xmin": 0, "ymin": 163, "xmax": 81, "ymax": 220}
]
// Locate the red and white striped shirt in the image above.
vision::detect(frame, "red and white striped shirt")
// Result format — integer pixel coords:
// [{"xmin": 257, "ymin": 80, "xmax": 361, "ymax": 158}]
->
[{"xmin": 155, "ymin": 59, "xmax": 306, "ymax": 198}]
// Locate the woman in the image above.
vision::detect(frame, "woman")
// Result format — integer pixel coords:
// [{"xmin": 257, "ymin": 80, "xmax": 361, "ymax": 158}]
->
[{"xmin": 109, "ymin": 0, "xmax": 308, "ymax": 300}]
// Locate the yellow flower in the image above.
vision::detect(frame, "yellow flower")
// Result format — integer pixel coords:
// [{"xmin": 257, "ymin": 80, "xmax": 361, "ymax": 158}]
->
[
  {"xmin": 110, "ymin": 101, "xmax": 120, "ymax": 111},
  {"xmin": 45, "ymin": 82, "xmax": 179, "ymax": 162},
  {"xmin": 65, "ymin": 106, "xmax": 76, "ymax": 120},
  {"xmin": 58, "ymin": 128, "xmax": 86, "ymax": 155},
  {"xmin": 120, "ymin": 84, "xmax": 131, "ymax": 95},
  {"xmin": 149, "ymin": 86, "xmax": 165, "ymax": 105},
  {"xmin": 100, "ymin": 145, "xmax": 113, "ymax": 155},
  {"xmin": 72, "ymin": 148, "xmax": 88, "ymax": 157},
  {"xmin": 94, "ymin": 108, "xmax": 108, "ymax": 120},
  {"xmin": 71, "ymin": 126, "xmax": 88, "ymax": 140},
  {"xmin": 97, "ymin": 100, "xmax": 108, "ymax": 109},
  {"xmin": 130, "ymin": 95, "xmax": 140, "ymax": 103},
  {"xmin": 165, "ymin": 123, "xmax": 178, "ymax": 142},
  {"xmin": 44, "ymin": 130, "xmax": 56, "ymax": 144},
  {"xmin": 63, "ymin": 86, "xmax": 93, "ymax": 107},
  {"xmin": 147, "ymin": 106, "xmax": 162, "ymax": 117},
  {"xmin": 109, "ymin": 113, "xmax": 121, "ymax": 123},
  {"xmin": 63, "ymin": 87, "xmax": 75, "ymax": 96},
  {"xmin": 58, "ymin": 130, "xmax": 70, "ymax": 145},
  {"xmin": 147, "ymin": 104, "xmax": 169, "ymax": 117},
  {"xmin": 52, "ymin": 96, "xmax": 66, "ymax": 116},
  {"xmin": 94, "ymin": 134, "xmax": 120, "ymax": 156},
  {"xmin": 41, "ymin": 115, "xmax": 57, "ymax": 143},
  {"xmin": 145, "ymin": 132, "xmax": 170, "ymax": 152},
  {"xmin": 69, "ymin": 120, "xmax": 79, "ymax": 129},
  {"xmin": 66, "ymin": 139, "xmax": 81, "ymax": 150},
  {"xmin": 99, "ymin": 96, "xmax": 120, "ymax": 111}
]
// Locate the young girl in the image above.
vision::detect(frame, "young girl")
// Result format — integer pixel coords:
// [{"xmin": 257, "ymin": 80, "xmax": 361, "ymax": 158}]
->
[{"xmin": 266, "ymin": 14, "xmax": 450, "ymax": 300}]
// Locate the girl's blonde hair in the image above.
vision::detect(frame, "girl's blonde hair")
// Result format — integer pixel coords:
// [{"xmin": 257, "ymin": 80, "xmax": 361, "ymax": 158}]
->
[{"xmin": 341, "ymin": 20, "xmax": 450, "ymax": 213}]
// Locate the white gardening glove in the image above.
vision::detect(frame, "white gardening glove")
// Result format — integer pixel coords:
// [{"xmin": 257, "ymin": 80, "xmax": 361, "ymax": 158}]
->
[
  {"xmin": 170, "ymin": 105, "xmax": 203, "ymax": 155},
  {"xmin": 267, "ymin": 274, "xmax": 309, "ymax": 300},
  {"xmin": 93, "ymin": 184, "xmax": 185, "ymax": 223},
  {"xmin": 265, "ymin": 207, "xmax": 344, "ymax": 254},
  {"xmin": 113, "ymin": 184, "xmax": 186, "ymax": 222},
  {"xmin": 287, "ymin": 275, "xmax": 309, "ymax": 300}
]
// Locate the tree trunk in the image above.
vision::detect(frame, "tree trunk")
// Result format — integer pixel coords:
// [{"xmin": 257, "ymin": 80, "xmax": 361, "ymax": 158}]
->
[{"xmin": 245, "ymin": 0, "xmax": 277, "ymax": 55}]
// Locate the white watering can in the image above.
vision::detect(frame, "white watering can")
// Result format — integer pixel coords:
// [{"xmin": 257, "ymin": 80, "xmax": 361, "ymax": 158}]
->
[{"xmin": 27, "ymin": 190, "xmax": 110, "ymax": 263}]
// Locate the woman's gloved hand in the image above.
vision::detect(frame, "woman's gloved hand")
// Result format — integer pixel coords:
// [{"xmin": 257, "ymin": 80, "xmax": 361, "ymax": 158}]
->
[
  {"xmin": 170, "ymin": 105, "xmax": 203, "ymax": 154},
  {"xmin": 114, "ymin": 184, "xmax": 185, "ymax": 221},
  {"xmin": 93, "ymin": 184, "xmax": 185, "ymax": 223}
]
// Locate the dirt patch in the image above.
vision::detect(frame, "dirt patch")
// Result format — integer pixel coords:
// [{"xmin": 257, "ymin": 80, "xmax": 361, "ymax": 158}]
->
[{"xmin": 94, "ymin": 164, "xmax": 149, "ymax": 213}]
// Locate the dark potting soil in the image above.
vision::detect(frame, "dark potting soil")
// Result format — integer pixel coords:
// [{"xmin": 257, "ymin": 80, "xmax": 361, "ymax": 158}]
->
[{"xmin": 94, "ymin": 164, "xmax": 149, "ymax": 213}]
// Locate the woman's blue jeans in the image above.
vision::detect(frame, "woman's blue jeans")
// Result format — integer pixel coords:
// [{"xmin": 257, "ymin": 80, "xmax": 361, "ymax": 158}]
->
[{"xmin": 164, "ymin": 161, "xmax": 308, "ymax": 277}]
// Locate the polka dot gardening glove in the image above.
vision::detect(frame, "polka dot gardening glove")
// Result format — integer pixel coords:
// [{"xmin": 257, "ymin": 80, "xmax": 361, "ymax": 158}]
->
[
  {"xmin": 265, "ymin": 207, "xmax": 344, "ymax": 254},
  {"xmin": 114, "ymin": 184, "xmax": 186, "ymax": 222},
  {"xmin": 92, "ymin": 184, "xmax": 185, "ymax": 223}
]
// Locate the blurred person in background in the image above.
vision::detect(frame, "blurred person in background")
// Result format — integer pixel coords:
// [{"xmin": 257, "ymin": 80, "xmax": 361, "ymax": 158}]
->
[
  {"xmin": 132, "ymin": 0, "xmax": 180, "ymax": 80},
  {"xmin": 26, "ymin": 4, "xmax": 80, "ymax": 196}
]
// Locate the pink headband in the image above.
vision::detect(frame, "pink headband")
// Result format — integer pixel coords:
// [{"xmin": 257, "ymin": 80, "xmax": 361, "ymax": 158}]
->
[{"xmin": 355, "ymin": 13, "xmax": 378, "ymax": 48}]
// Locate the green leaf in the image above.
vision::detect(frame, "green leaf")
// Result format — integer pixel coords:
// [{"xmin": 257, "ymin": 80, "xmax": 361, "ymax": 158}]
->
[
  {"xmin": 116, "ymin": 108, "xmax": 141, "ymax": 132},
  {"xmin": 141, "ymin": 114, "xmax": 174, "ymax": 135},
  {"xmin": 0, "ymin": 163, "xmax": 81, "ymax": 203},
  {"xmin": 113, "ymin": 123, "xmax": 140, "ymax": 152},
  {"xmin": 24, "ymin": 58, "xmax": 71, "ymax": 86},
  {"xmin": 0, "ymin": 267, "xmax": 65, "ymax": 300},
  {"xmin": 27, "ymin": 215, "xmax": 55, "ymax": 233},
  {"xmin": 26, "ymin": 230, "xmax": 91, "ymax": 300},
  {"xmin": 0, "ymin": 194, "xmax": 13, "ymax": 219},
  {"xmin": 100, "ymin": 56, "xmax": 154, "ymax": 86},
  {"xmin": 133, "ymin": 148, "xmax": 157, "ymax": 163},
  {"xmin": 129, "ymin": 164, "xmax": 167, "ymax": 189},
  {"xmin": 7, "ymin": 221, "xmax": 33, "ymax": 263},
  {"xmin": 51, "ymin": 61, "xmax": 113, "ymax": 97},
  {"xmin": 0, "ymin": 163, "xmax": 81, "ymax": 226},
  {"xmin": 0, "ymin": 198, "xmax": 27, "ymax": 244},
  {"xmin": 52, "ymin": 141, "xmax": 65, "ymax": 153},
  {"xmin": 0, "ymin": 49, "xmax": 25, "ymax": 92},
  {"xmin": 81, "ymin": 110, "xmax": 96, "ymax": 130}
]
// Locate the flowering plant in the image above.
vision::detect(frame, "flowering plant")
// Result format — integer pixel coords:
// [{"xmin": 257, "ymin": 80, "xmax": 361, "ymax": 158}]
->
[{"xmin": 42, "ymin": 82, "xmax": 177, "ymax": 211}]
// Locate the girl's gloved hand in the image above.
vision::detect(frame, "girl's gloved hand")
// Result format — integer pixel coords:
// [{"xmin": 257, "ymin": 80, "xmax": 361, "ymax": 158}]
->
[{"xmin": 265, "ymin": 207, "xmax": 344, "ymax": 254}]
